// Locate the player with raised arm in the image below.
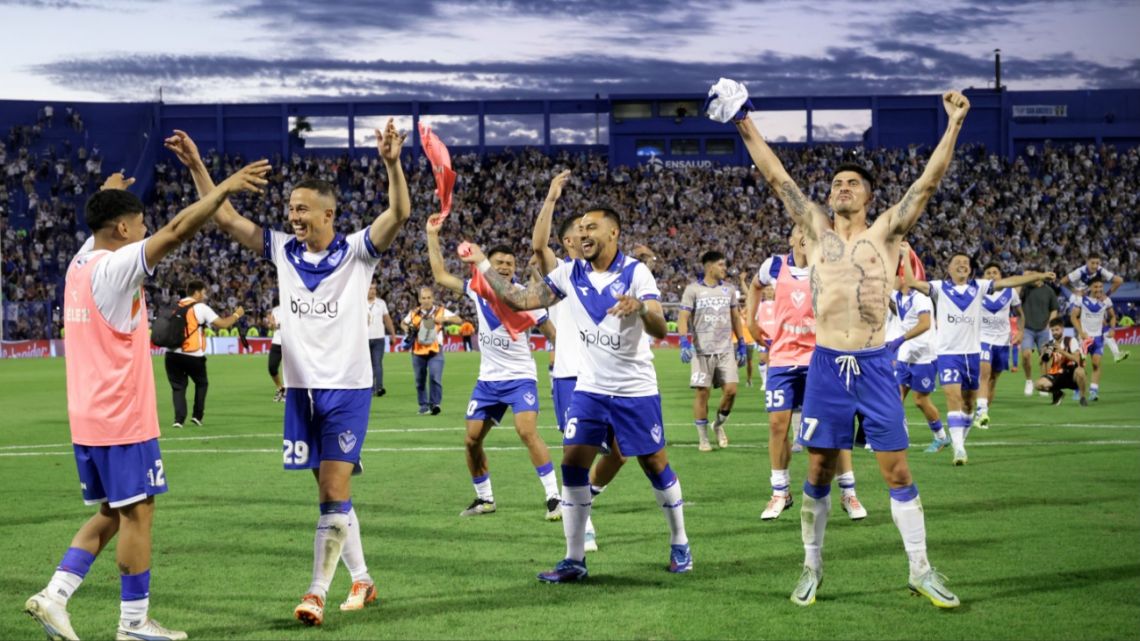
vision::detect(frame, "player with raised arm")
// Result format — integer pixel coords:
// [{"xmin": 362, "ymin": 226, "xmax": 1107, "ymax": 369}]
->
[
  {"xmin": 25, "ymin": 164, "xmax": 269, "ymax": 641},
  {"xmin": 746, "ymin": 225, "xmax": 866, "ymax": 521},
  {"xmin": 1069, "ymin": 279, "xmax": 1117, "ymax": 401},
  {"xmin": 164, "ymin": 121, "xmax": 410, "ymax": 626},
  {"xmin": 1062, "ymin": 256, "xmax": 1128, "ymax": 363},
  {"xmin": 891, "ymin": 246, "xmax": 946, "ymax": 453},
  {"xmin": 974, "ymin": 263, "xmax": 1023, "ymax": 428},
  {"xmin": 465, "ymin": 206, "xmax": 691, "ymax": 581},
  {"xmin": 714, "ymin": 77, "xmax": 968, "ymax": 607},
  {"xmin": 678, "ymin": 251, "xmax": 747, "ymax": 451},
  {"xmin": 904, "ymin": 254, "xmax": 1053, "ymax": 464},
  {"xmin": 425, "ymin": 214, "xmax": 561, "ymax": 519}
]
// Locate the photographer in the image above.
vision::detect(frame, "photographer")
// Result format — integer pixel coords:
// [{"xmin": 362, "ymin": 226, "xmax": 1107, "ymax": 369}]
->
[{"xmin": 1033, "ymin": 318, "xmax": 1088, "ymax": 406}]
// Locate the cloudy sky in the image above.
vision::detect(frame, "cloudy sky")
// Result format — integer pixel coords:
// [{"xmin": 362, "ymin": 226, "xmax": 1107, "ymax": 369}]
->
[{"xmin": 2, "ymin": 0, "xmax": 1137, "ymax": 105}]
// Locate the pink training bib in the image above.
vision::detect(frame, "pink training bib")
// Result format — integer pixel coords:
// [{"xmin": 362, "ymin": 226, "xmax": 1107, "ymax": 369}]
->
[{"xmin": 769, "ymin": 255, "xmax": 816, "ymax": 367}]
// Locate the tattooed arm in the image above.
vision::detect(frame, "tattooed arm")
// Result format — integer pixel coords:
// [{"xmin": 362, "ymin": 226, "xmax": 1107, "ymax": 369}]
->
[
  {"xmin": 736, "ymin": 118, "xmax": 829, "ymax": 239},
  {"xmin": 460, "ymin": 243, "xmax": 560, "ymax": 310},
  {"xmin": 882, "ymin": 91, "xmax": 970, "ymax": 238}
]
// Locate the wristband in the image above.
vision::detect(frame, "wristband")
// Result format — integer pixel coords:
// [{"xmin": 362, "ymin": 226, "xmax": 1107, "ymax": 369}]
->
[{"xmin": 477, "ymin": 258, "xmax": 491, "ymax": 273}]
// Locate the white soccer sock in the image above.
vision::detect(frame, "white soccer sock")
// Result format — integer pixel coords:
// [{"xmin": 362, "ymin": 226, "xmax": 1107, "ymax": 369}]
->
[
  {"xmin": 791, "ymin": 411, "xmax": 802, "ymax": 438},
  {"xmin": 759, "ymin": 364, "xmax": 768, "ymax": 388},
  {"xmin": 473, "ymin": 475, "xmax": 494, "ymax": 502},
  {"xmin": 562, "ymin": 485, "xmax": 592, "ymax": 562},
  {"xmin": 1091, "ymin": 383, "xmax": 1100, "ymax": 393},
  {"xmin": 537, "ymin": 464, "xmax": 560, "ymax": 499},
  {"xmin": 890, "ymin": 490, "xmax": 931, "ymax": 579},
  {"xmin": 836, "ymin": 471, "xmax": 856, "ymax": 497},
  {"xmin": 340, "ymin": 507, "xmax": 371, "ymax": 584},
  {"xmin": 654, "ymin": 481, "xmax": 689, "ymax": 546},
  {"xmin": 1106, "ymin": 336, "xmax": 1122, "ymax": 358},
  {"xmin": 770, "ymin": 469, "xmax": 791, "ymax": 496},
  {"xmin": 713, "ymin": 410, "xmax": 729, "ymax": 428},
  {"xmin": 47, "ymin": 571, "xmax": 83, "ymax": 604},
  {"xmin": 694, "ymin": 420, "xmax": 709, "ymax": 442},
  {"xmin": 800, "ymin": 492, "xmax": 830, "ymax": 572},
  {"xmin": 976, "ymin": 398, "xmax": 989, "ymax": 411},
  {"xmin": 119, "ymin": 597, "xmax": 149, "ymax": 629},
  {"xmin": 590, "ymin": 484, "xmax": 607, "ymax": 496},
  {"xmin": 948, "ymin": 411, "xmax": 969, "ymax": 449},
  {"xmin": 308, "ymin": 512, "xmax": 350, "ymax": 599}
]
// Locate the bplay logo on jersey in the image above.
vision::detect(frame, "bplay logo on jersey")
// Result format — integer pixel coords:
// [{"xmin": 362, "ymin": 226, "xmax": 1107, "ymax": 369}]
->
[
  {"xmin": 580, "ymin": 329, "xmax": 622, "ymax": 351},
  {"xmin": 945, "ymin": 313, "xmax": 974, "ymax": 325},
  {"xmin": 290, "ymin": 295, "xmax": 339, "ymax": 319},
  {"xmin": 479, "ymin": 333, "xmax": 512, "ymax": 350}
]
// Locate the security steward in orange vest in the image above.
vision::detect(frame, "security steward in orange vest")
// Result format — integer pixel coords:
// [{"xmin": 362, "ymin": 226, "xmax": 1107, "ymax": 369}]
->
[
  {"xmin": 164, "ymin": 280, "xmax": 244, "ymax": 427},
  {"xmin": 400, "ymin": 286, "xmax": 463, "ymax": 415}
]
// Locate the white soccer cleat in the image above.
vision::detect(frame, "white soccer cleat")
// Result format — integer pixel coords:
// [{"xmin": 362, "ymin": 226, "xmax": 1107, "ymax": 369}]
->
[
  {"xmin": 841, "ymin": 494, "xmax": 867, "ymax": 520},
  {"xmin": 583, "ymin": 530, "xmax": 598, "ymax": 552},
  {"xmin": 761, "ymin": 493, "xmax": 793, "ymax": 520},
  {"xmin": 952, "ymin": 448, "xmax": 968, "ymax": 466},
  {"xmin": 698, "ymin": 439, "xmax": 713, "ymax": 452},
  {"xmin": 714, "ymin": 425, "xmax": 729, "ymax": 448},
  {"xmin": 339, "ymin": 581, "xmax": 377, "ymax": 611},
  {"xmin": 116, "ymin": 618, "xmax": 187, "ymax": 641},
  {"xmin": 544, "ymin": 497, "xmax": 563, "ymax": 521},
  {"xmin": 975, "ymin": 410, "xmax": 990, "ymax": 430},
  {"xmin": 909, "ymin": 569, "xmax": 961, "ymax": 608},
  {"xmin": 790, "ymin": 565, "xmax": 822, "ymax": 606},
  {"xmin": 25, "ymin": 590, "xmax": 79, "ymax": 641},
  {"xmin": 293, "ymin": 593, "xmax": 324, "ymax": 627},
  {"xmin": 1023, "ymin": 380, "xmax": 1034, "ymax": 396}
]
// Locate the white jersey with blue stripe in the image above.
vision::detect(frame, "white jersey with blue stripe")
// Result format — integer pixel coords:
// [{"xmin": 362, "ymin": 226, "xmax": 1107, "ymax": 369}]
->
[
  {"xmin": 1066, "ymin": 265, "xmax": 1116, "ymax": 288},
  {"xmin": 549, "ymin": 257, "xmax": 585, "ymax": 380},
  {"xmin": 928, "ymin": 279, "xmax": 994, "ymax": 356},
  {"xmin": 1071, "ymin": 294, "xmax": 1113, "ymax": 337},
  {"xmin": 895, "ymin": 290, "xmax": 935, "ymax": 364},
  {"xmin": 464, "ymin": 279, "xmax": 547, "ymax": 382},
  {"xmin": 544, "ymin": 252, "xmax": 660, "ymax": 397},
  {"xmin": 980, "ymin": 287, "xmax": 1021, "ymax": 344},
  {"xmin": 265, "ymin": 228, "xmax": 381, "ymax": 389}
]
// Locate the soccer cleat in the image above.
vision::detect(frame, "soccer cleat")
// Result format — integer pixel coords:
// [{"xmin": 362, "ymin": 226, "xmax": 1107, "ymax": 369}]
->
[
  {"xmin": 975, "ymin": 410, "xmax": 990, "ymax": 430},
  {"xmin": 908, "ymin": 569, "xmax": 960, "ymax": 608},
  {"xmin": 925, "ymin": 437, "xmax": 950, "ymax": 453},
  {"xmin": 841, "ymin": 494, "xmax": 867, "ymax": 520},
  {"xmin": 1051, "ymin": 391, "xmax": 1064, "ymax": 406},
  {"xmin": 1023, "ymin": 380, "xmax": 1034, "ymax": 396},
  {"xmin": 714, "ymin": 425, "xmax": 729, "ymax": 448},
  {"xmin": 116, "ymin": 618, "xmax": 188, "ymax": 641},
  {"xmin": 460, "ymin": 498, "xmax": 496, "ymax": 516},
  {"xmin": 430, "ymin": 405, "xmax": 441, "ymax": 415},
  {"xmin": 273, "ymin": 388, "xmax": 286, "ymax": 402},
  {"xmin": 293, "ymin": 593, "xmax": 324, "ymax": 626},
  {"xmin": 697, "ymin": 439, "xmax": 713, "ymax": 452},
  {"xmin": 375, "ymin": 388, "xmax": 386, "ymax": 397},
  {"xmin": 1080, "ymin": 397, "xmax": 1089, "ymax": 407},
  {"xmin": 171, "ymin": 422, "xmax": 183, "ymax": 429},
  {"xmin": 537, "ymin": 558, "xmax": 588, "ymax": 583},
  {"xmin": 761, "ymin": 493, "xmax": 793, "ymax": 520},
  {"xmin": 545, "ymin": 496, "xmax": 563, "ymax": 521},
  {"xmin": 1118, "ymin": 352, "xmax": 1130, "ymax": 362},
  {"xmin": 24, "ymin": 590, "xmax": 79, "ymax": 641},
  {"xmin": 790, "ymin": 565, "xmax": 823, "ymax": 606},
  {"xmin": 952, "ymin": 448, "xmax": 968, "ymax": 466},
  {"xmin": 418, "ymin": 407, "xmax": 430, "ymax": 415},
  {"xmin": 339, "ymin": 581, "xmax": 377, "ymax": 611},
  {"xmin": 189, "ymin": 418, "xmax": 202, "ymax": 427},
  {"xmin": 669, "ymin": 544, "xmax": 693, "ymax": 573},
  {"xmin": 1090, "ymin": 389, "xmax": 1099, "ymax": 401},
  {"xmin": 583, "ymin": 530, "xmax": 598, "ymax": 552}
]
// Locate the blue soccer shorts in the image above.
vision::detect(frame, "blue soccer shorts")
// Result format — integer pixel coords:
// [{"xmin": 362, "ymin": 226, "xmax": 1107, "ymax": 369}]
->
[
  {"xmin": 765, "ymin": 365, "xmax": 808, "ymax": 412},
  {"xmin": 798, "ymin": 345, "xmax": 908, "ymax": 452},
  {"xmin": 564, "ymin": 391, "xmax": 666, "ymax": 457},
  {"xmin": 466, "ymin": 379, "xmax": 540, "ymax": 425},
  {"xmin": 937, "ymin": 353, "xmax": 981, "ymax": 391},
  {"xmin": 283, "ymin": 388, "xmax": 371, "ymax": 472},
  {"xmin": 74, "ymin": 438, "xmax": 168, "ymax": 508}
]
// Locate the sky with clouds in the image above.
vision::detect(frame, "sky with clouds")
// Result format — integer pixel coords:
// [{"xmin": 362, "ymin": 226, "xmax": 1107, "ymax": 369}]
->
[{"xmin": 1, "ymin": 0, "xmax": 1137, "ymax": 107}]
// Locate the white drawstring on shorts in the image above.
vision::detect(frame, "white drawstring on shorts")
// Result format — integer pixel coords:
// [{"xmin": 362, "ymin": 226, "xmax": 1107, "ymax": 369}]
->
[{"xmin": 835, "ymin": 355, "xmax": 861, "ymax": 389}]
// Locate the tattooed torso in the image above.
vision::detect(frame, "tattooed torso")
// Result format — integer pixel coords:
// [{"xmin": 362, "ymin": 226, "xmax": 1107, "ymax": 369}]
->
[{"xmin": 809, "ymin": 229, "xmax": 897, "ymax": 350}]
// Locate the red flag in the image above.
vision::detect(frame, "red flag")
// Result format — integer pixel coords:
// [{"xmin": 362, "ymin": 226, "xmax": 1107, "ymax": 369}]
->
[
  {"xmin": 418, "ymin": 121, "xmax": 457, "ymax": 219},
  {"xmin": 897, "ymin": 246, "xmax": 926, "ymax": 281},
  {"xmin": 467, "ymin": 263, "xmax": 539, "ymax": 341}
]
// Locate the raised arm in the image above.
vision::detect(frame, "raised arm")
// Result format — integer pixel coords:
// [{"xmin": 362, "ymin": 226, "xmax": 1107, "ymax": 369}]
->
[
  {"xmin": 882, "ymin": 91, "xmax": 971, "ymax": 238},
  {"xmin": 425, "ymin": 214, "xmax": 465, "ymax": 294},
  {"xmin": 900, "ymin": 243, "xmax": 932, "ymax": 296},
  {"xmin": 164, "ymin": 130, "xmax": 264, "ymax": 253},
  {"xmin": 369, "ymin": 119, "xmax": 411, "ymax": 251},
  {"xmin": 532, "ymin": 169, "xmax": 571, "ymax": 274},
  {"xmin": 994, "ymin": 271, "xmax": 1056, "ymax": 291},
  {"xmin": 143, "ymin": 160, "xmax": 270, "ymax": 268},
  {"xmin": 735, "ymin": 118, "xmax": 829, "ymax": 239},
  {"xmin": 458, "ymin": 243, "xmax": 559, "ymax": 311},
  {"xmin": 1109, "ymin": 274, "xmax": 1124, "ymax": 296}
]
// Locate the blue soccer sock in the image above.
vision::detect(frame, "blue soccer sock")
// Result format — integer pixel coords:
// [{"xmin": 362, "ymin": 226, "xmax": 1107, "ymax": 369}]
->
[
  {"xmin": 928, "ymin": 419, "xmax": 946, "ymax": 440},
  {"xmin": 47, "ymin": 547, "xmax": 95, "ymax": 603},
  {"xmin": 119, "ymin": 570, "xmax": 150, "ymax": 629},
  {"xmin": 646, "ymin": 465, "xmax": 688, "ymax": 546},
  {"xmin": 947, "ymin": 411, "xmax": 969, "ymax": 449},
  {"xmin": 536, "ymin": 462, "xmax": 559, "ymax": 500},
  {"xmin": 472, "ymin": 474, "xmax": 494, "ymax": 502}
]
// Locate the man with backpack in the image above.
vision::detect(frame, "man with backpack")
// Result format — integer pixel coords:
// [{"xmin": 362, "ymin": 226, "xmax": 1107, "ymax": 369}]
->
[{"xmin": 159, "ymin": 280, "xmax": 244, "ymax": 428}]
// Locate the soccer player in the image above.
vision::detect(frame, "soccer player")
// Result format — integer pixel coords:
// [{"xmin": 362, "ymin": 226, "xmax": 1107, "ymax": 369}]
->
[
  {"xmin": 1018, "ymin": 276, "xmax": 1060, "ymax": 394},
  {"xmin": 164, "ymin": 121, "xmax": 409, "ymax": 625},
  {"xmin": 1069, "ymin": 279, "xmax": 1118, "ymax": 401},
  {"xmin": 268, "ymin": 303, "xmax": 285, "ymax": 402},
  {"xmin": 736, "ymin": 272, "xmax": 756, "ymax": 388},
  {"xmin": 366, "ymin": 284, "xmax": 395, "ymax": 397},
  {"xmin": 463, "ymin": 206, "xmax": 691, "ymax": 581},
  {"xmin": 975, "ymin": 263, "xmax": 1023, "ymax": 428},
  {"xmin": 890, "ymin": 254, "xmax": 946, "ymax": 453},
  {"xmin": 163, "ymin": 280, "xmax": 244, "ymax": 428},
  {"xmin": 720, "ymin": 80, "xmax": 968, "ymax": 607},
  {"xmin": 678, "ymin": 251, "xmax": 747, "ymax": 451},
  {"xmin": 424, "ymin": 214, "xmax": 562, "ymax": 519},
  {"xmin": 25, "ymin": 164, "xmax": 269, "ymax": 641},
  {"xmin": 748, "ymin": 225, "xmax": 866, "ymax": 521},
  {"xmin": 904, "ymin": 254, "xmax": 1053, "ymax": 465},
  {"xmin": 1034, "ymin": 318, "xmax": 1088, "ymax": 405},
  {"xmin": 1061, "ymin": 253, "xmax": 1125, "ymax": 296}
]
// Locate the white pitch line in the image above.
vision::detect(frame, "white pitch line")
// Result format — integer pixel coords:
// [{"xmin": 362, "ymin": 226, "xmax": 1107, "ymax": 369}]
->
[{"xmin": 1, "ymin": 440, "xmax": 1139, "ymax": 458}]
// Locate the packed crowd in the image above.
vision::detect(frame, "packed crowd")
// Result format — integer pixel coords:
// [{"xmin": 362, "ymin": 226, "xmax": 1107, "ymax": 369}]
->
[{"xmin": 3, "ymin": 137, "xmax": 1138, "ymax": 339}]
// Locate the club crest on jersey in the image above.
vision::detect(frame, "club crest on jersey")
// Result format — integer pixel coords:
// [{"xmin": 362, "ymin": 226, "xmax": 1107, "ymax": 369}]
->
[
  {"xmin": 967, "ymin": 286, "xmax": 978, "ymax": 297},
  {"xmin": 651, "ymin": 423, "xmax": 663, "ymax": 443},
  {"xmin": 338, "ymin": 430, "xmax": 357, "ymax": 453},
  {"xmin": 524, "ymin": 392, "xmax": 536, "ymax": 406},
  {"xmin": 790, "ymin": 290, "xmax": 807, "ymax": 307},
  {"xmin": 608, "ymin": 281, "xmax": 627, "ymax": 298}
]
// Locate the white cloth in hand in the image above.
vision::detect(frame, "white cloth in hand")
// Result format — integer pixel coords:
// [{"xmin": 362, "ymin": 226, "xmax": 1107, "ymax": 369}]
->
[{"xmin": 706, "ymin": 78, "xmax": 750, "ymax": 123}]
